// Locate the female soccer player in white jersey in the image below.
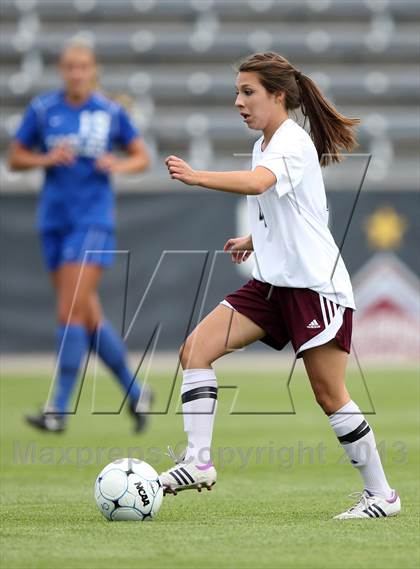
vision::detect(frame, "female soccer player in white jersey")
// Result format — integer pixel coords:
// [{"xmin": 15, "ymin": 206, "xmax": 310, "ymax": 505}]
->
[
  {"xmin": 160, "ymin": 52, "xmax": 400, "ymax": 519},
  {"xmin": 8, "ymin": 42, "xmax": 153, "ymax": 433}
]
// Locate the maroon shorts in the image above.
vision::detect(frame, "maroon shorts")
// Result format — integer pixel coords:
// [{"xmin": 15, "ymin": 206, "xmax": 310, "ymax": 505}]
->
[{"xmin": 223, "ymin": 278, "xmax": 353, "ymax": 358}]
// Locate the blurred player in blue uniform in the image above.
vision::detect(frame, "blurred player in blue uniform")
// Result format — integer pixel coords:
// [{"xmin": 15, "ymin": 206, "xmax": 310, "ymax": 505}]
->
[{"xmin": 8, "ymin": 41, "xmax": 152, "ymax": 433}]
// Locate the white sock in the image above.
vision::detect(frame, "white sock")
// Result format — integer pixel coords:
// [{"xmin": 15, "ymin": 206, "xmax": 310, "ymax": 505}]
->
[
  {"xmin": 328, "ymin": 400, "xmax": 393, "ymax": 498},
  {"xmin": 181, "ymin": 369, "xmax": 218, "ymax": 465}
]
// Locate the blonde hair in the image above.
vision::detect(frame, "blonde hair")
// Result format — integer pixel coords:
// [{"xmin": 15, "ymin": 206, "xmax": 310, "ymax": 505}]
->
[
  {"xmin": 61, "ymin": 38, "xmax": 97, "ymax": 62},
  {"xmin": 60, "ymin": 39, "xmax": 99, "ymax": 89}
]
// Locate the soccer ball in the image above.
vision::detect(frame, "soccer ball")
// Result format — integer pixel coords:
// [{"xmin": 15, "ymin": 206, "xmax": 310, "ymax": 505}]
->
[{"xmin": 94, "ymin": 458, "xmax": 163, "ymax": 521}]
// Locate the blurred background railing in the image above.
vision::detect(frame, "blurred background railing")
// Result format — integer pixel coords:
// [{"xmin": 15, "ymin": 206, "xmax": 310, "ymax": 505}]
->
[{"xmin": 1, "ymin": 0, "xmax": 419, "ymax": 191}]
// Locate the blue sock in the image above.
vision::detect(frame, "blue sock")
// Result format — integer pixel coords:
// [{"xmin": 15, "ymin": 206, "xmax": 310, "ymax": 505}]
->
[
  {"xmin": 52, "ymin": 324, "xmax": 89, "ymax": 414},
  {"xmin": 91, "ymin": 321, "xmax": 141, "ymax": 404}
]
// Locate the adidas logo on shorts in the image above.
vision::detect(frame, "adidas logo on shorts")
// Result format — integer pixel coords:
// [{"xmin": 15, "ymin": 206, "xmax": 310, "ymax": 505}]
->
[{"xmin": 306, "ymin": 319, "xmax": 321, "ymax": 329}]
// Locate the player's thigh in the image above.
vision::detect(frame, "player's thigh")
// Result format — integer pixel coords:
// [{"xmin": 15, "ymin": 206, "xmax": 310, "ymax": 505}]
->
[
  {"xmin": 56, "ymin": 263, "xmax": 103, "ymax": 318},
  {"xmin": 302, "ymin": 340, "xmax": 350, "ymax": 410},
  {"xmin": 182, "ymin": 304, "xmax": 265, "ymax": 366}
]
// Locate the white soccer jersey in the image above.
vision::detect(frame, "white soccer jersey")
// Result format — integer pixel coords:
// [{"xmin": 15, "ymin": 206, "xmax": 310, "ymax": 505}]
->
[{"xmin": 248, "ymin": 118, "xmax": 355, "ymax": 309}]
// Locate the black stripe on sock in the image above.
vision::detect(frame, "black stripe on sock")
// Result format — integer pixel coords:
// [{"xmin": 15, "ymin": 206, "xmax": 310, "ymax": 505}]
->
[
  {"xmin": 371, "ymin": 504, "xmax": 387, "ymax": 517},
  {"xmin": 174, "ymin": 469, "xmax": 189, "ymax": 485},
  {"xmin": 169, "ymin": 471, "xmax": 183, "ymax": 485},
  {"xmin": 183, "ymin": 392, "xmax": 218, "ymax": 404},
  {"xmin": 337, "ymin": 420, "xmax": 371, "ymax": 444},
  {"xmin": 182, "ymin": 386, "xmax": 218, "ymax": 404},
  {"xmin": 180, "ymin": 467, "xmax": 195, "ymax": 484}
]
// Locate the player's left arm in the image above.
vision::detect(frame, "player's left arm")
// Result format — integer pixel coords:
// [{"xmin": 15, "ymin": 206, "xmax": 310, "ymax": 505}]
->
[
  {"xmin": 96, "ymin": 138, "xmax": 150, "ymax": 174},
  {"xmin": 165, "ymin": 155, "xmax": 275, "ymax": 195}
]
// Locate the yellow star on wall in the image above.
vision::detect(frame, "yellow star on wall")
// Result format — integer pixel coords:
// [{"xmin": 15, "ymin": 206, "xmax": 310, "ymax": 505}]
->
[{"xmin": 365, "ymin": 205, "xmax": 408, "ymax": 250}]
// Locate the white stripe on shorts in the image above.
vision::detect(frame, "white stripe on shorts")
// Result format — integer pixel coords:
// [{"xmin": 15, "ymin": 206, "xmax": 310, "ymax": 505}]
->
[
  {"xmin": 220, "ymin": 299, "xmax": 237, "ymax": 311},
  {"xmin": 319, "ymin": 295, "xmax": 328, "ymax": 327},
  {"xmin": 297, "ymin": 296, "xmax": 344, "ymax": 355},
  {"xmin": 326, "ymin": 299, "xmax": 334, "ymax": 323}
]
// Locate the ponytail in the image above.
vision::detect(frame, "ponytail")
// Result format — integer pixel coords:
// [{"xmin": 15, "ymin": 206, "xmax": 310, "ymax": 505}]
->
[
  {"xmin": 295, "ymin": 71, "xmax": 359, "ymax": 166},
  {"xmin": 238, "ymin": 52, "xmax": 360, "ymax": 167}
]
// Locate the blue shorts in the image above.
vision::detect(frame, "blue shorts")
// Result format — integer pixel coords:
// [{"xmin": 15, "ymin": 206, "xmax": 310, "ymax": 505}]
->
[{"xmin": 40, "ymin": 226, "xmax": 116, "ymax": 271}]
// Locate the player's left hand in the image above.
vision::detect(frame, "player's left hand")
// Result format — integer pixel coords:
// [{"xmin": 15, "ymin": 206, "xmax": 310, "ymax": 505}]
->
[
  {"xmin": 95, "ymin": 153, "xmax": 123, "ymax": 174},
  {"xmin": 165, "ymin": 155, "xmax": 199, "ymax": 185},
  {"xmin": 224, "ymin": 235, "xmax": 254, "ymax": 264}
]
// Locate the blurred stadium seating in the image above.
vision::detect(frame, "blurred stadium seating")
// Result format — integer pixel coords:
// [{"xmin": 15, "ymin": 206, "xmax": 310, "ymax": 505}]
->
[
  {"xmin": 0, "ymin": 0, "xmax": 419, "ymax": 357},
  {"xmin": 1, "ymin": 0, "xmax": 419, "ymax": 192}
]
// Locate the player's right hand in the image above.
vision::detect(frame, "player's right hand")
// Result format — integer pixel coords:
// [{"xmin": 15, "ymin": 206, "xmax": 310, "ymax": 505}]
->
[
  {"xmin": 223, "ymin": 235, "xmax": 254, "ymax": 264},
  {"xmin": 45, "ymin": 144, "xmax": 75, "ymax": 167}
]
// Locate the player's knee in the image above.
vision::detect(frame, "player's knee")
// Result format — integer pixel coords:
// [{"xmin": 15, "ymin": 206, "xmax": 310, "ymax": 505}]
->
[
  {"xmin": 314, "ymin": 390, "xmax": 339, "ymax": 415},
  {"xmin": 57, "ymin": 299, "xmax": 87, "ymax": 326},
  {"xmin": 57, "ymin": 301, "xmax": 70, "ymax": 324},
  {"xmin": 179, "ymin": 341, "xmax": 186, "ymax": 366},
  {"xmin": 179, "ymin": 334, "xmax": 211, "ymax": 370},
  {"xmin": 86, "ymin": 312, "xmax": 100, "ymax": 333},
  {"xmin": 179, "ymin": 336, "xmax": 194, "ymax": 369}
]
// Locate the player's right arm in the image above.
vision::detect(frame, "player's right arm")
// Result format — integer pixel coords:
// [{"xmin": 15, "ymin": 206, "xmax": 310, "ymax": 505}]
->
[
  {"xmin": 8, "ymin": 98, "xmax": 74, "ymax": 171},
  {"xmin": 8, "ymin": 141, "xmax": 74, "ymax": 171},
  {"xmin": 223, "ymin": 234, "xmax": 253, "ymax": 264}
]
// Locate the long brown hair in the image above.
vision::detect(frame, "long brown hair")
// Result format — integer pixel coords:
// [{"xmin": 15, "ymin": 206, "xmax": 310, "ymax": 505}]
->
[{"xmin": 238, "ymin": 52, "xmax": 360, "ymax": 167}]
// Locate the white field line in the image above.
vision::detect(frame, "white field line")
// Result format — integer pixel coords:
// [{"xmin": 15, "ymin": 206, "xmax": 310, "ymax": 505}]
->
[{"xmin": 0, "ymin": 351, "xmax": 417, "ymax": 375}]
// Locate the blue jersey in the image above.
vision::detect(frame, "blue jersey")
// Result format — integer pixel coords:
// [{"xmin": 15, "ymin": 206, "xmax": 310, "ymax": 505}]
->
[{"xmin": 14, "ymin": 90, "xmax": 139, "ymax": 230}]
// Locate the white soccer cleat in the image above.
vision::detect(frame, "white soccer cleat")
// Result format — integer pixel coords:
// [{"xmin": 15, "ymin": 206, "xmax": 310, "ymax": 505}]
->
[
  {"xmin": 333, "ymin": 490, "xmax": 401, "ymax": 520},
  {"xmin": 159, "ymin": 448, "xmax": 217, "ymax": 495}
]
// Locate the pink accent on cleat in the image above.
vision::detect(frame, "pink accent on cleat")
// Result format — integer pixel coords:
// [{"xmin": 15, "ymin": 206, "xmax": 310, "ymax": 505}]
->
[
  {"xmin": 196, "ymin": 462, "xmax": 214, "ymax": 471},
  {"xmin": 386, "ymin": 491, "xmax": 399, "ymax": 504}
]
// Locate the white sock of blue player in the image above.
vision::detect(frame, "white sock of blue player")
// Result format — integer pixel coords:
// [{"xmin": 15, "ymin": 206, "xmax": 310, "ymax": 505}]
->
[
  {"xmin": 328, "ymin": 400, "xmax": 393, "ymax": 498},
  {"xmin": 181, "ymin": 369, "xmax": 218, "ymax": 466}
]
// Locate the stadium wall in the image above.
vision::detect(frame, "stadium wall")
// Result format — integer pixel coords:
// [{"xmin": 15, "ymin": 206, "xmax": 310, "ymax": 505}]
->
[{"xmin": 1, "ymin": 189, "xmax": 418, "ymax": 360}]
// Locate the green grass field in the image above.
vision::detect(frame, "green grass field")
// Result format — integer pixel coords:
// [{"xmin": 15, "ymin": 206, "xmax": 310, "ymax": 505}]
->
[{"xmin": 1, "ymin": 365, "xmax": 419, "ymax": 569}]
